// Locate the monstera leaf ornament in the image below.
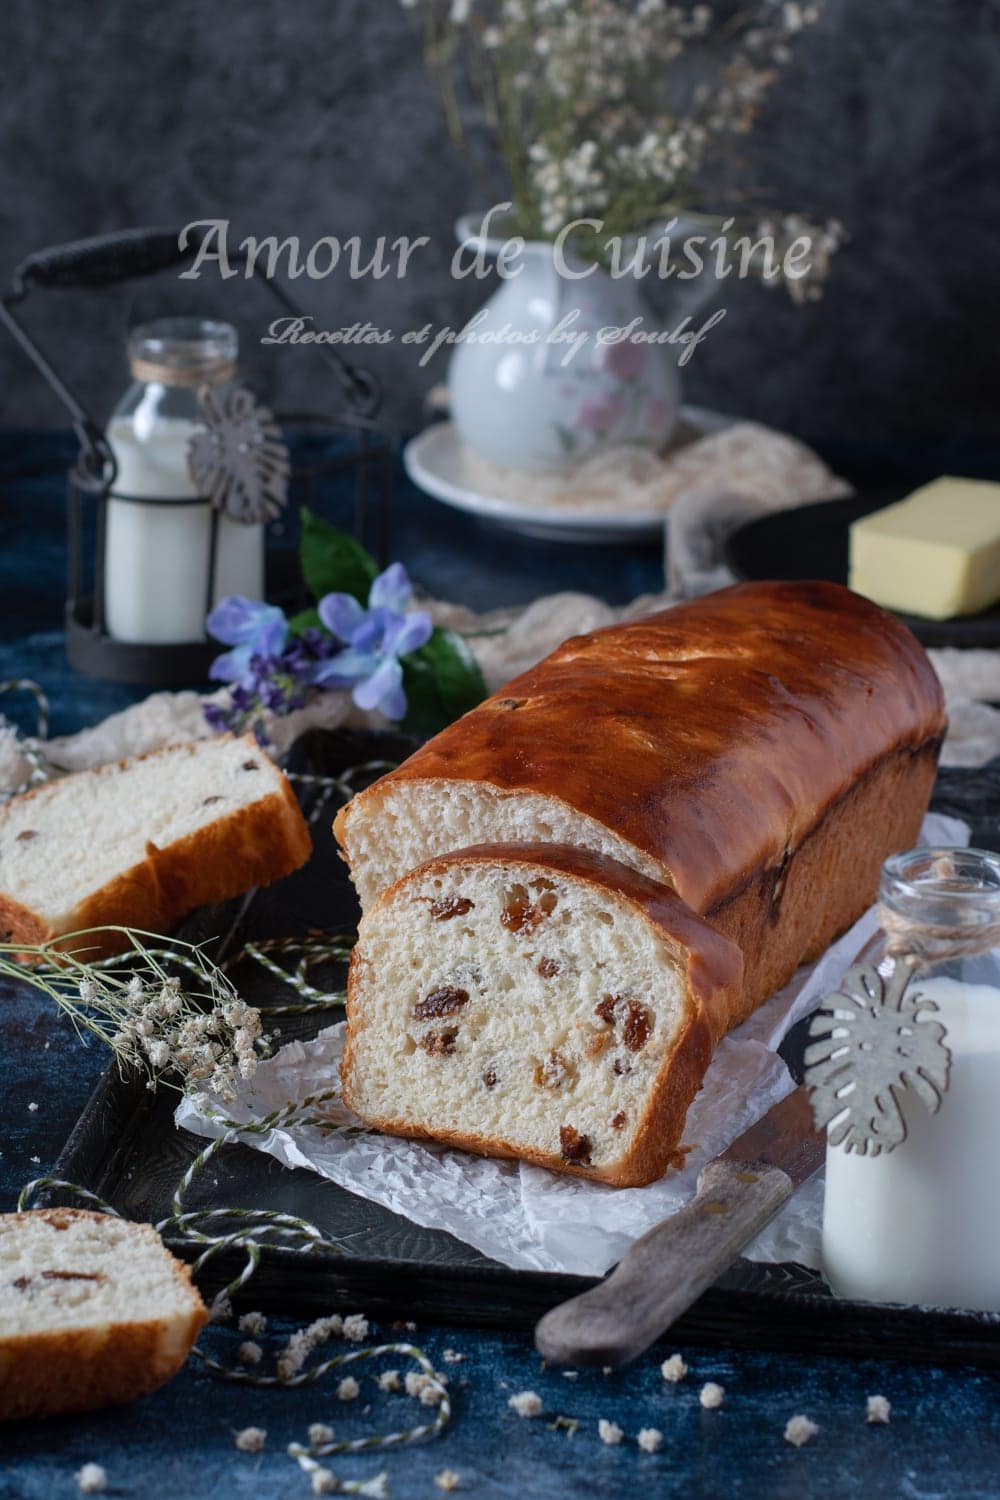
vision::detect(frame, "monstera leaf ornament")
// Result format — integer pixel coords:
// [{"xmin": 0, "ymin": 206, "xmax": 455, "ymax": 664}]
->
[
  {"xmin": 805, "ymin": 960, "xmax": 952, "ymax": 1156},
  {"xmin": 188, "ymin": 385, "xmax": 290, "ymax": 524}
]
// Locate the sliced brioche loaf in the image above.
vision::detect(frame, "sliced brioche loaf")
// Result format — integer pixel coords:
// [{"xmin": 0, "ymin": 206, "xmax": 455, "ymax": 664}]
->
[
  {"xmin": 342, "ymin": 843, "xmax": 743, "ymax": 1187},
  {"xmin": 335, "ymin": 581, "xmax": 945, "ymax": 1017},
  {"xmin": 0, "ymin": 733, "xmax": 311, "ymax": 958},
  {"xmin": 0, "ymin": 1209, "xmax": 207, "ymax": 1420}
]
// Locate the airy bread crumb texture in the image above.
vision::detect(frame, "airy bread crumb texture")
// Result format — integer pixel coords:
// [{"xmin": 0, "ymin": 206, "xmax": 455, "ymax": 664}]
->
[
  {"xmin": 0, "ymin": 1209, "xmax": 207, "ymax": 1421},
  {"xmin": 343, "ymin": 781, "xmax": 663, "ymax": 912},
  {"xmin": 0, "ymin": 734, "xmax": 304, "ymax": 933},
  {"xmin": 345, "ymin": 859, "xmax": 689, "ymax": 1176},
  {"xmin": 0, "ymin": 1211, "xmax": 200, "ymax": 1337}
]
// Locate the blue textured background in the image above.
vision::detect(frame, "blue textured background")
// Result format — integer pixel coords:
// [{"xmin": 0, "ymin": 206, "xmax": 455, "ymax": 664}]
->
[{"xmin": 2, "ymin": 436, "xmax": 1000, "ymax": 1498}]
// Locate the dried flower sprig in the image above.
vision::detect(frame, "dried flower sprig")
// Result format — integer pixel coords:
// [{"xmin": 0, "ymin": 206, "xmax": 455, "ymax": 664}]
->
[
  {"xmin": 1, "ymin": 928, "xmax": 266, "ymax": 1103},
  {"xmin": 402, "ymin": 0, "xmax": 842, "ymax": 296}
]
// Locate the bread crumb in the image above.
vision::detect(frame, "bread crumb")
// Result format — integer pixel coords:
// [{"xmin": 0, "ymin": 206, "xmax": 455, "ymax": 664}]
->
[
  {"xmin": 405, "ymin": 1320, "xmax": 417, "ymax": 1331},
  {"xmin": 699, "ymin": 1382, "xmax": 725, "ymax": 1409},
  {"xmin": 337, "ymin": 1376, "xmax": 360, "ymax": 1401},
  {"xmin": 27, "ymin": 1101, "xmax": 38, "ymax": 1112},
  {"xmin": 308, "ymin": 1423, "xmax": 334, "ymax": 1446},
  {"xmin": 405, "ymin": 1370, "xmax": 445, "ymax": 1406},
  {"xmin": 234, "ymin": 1426, "xmax": 267, "ymax": 1452},
  {"xmin": 562, "ymin": 1370, "xmax": 578, "ymax": 1380},
  {"xmin": 442, "ymin": 1348, "xmax": 466, "ymax": 1364},
  {"xmin": 239, "ymin": 1310, "xmax": 267, "ymax": 1335},
  {"xmin": 311, "ymin": 1469, "xmax": 338, "ymax": 1495},
  {"xmin": 238, "ymin": 1341, "xmax": 262, "ymax": 1365},
  {"xmin": 435, "ymin": 1471, "xmax": 462, "ymax": 1492},
  {"xmin": 508, "ymin": 1390, "xmax": 543, "ymax": 1418},
  {"xmin": 76, "ymin": 1464, "xmax": 107, "ymax": 1494},
  {"xmin": 637, "ymin": 1427, "xmax": 663, "ymax": 1454},
  {"xmin": 867, "ymin": 1395, "xmax": 891, "ymax": 1424},
  {"xmin": 661, "ymin": 1353, "xmax": 688, "ymax": 1383},
  {"xmin": 784, "ymin": 1415, "xmax": 819, "ymax": 1447},
  {"xmin": 598, "ymin": 1419, "xmax": 624, "ymax": 1445},
  {"xmin": 378, "ymin": 1369, "xmax": 401, "ymax": 1392},
  {"xmin": 29, "ymin": 1155, "xmax": 40, "ymax": 1164},
  {"xmin": 343, "ymin": 1313, "xmax": 370, "ymax": 1343}
]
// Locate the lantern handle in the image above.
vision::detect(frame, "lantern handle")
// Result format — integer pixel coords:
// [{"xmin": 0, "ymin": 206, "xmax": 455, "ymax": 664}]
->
[
  {"xmin": 5, "ymin": 225, "xmax": 382, "ymax": 421},
  {"xmin": 10, "ymin": 226, "xmax": 206, "ymax": 295}
]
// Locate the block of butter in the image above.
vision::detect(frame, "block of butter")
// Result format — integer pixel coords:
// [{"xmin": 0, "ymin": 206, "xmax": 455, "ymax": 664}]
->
[{"xmin": 849, "ymin": 476, "xmax": 1000, "ymax": 620}]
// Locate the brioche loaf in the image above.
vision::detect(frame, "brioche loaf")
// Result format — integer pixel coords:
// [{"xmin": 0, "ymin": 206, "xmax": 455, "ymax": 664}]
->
[
  {"xmin": 336, "ymin": 581, "xmax": 946, "ymax": 1018},
  {"xmin": 0, "ymin": 1209, "xmax": 207, "ymax": 1419},
  {"xmin": 343, "ymin": 844, "xmax": 743, "ymax": 1186},
  {"xmin": 0, "ymin": 733, "xmax": 311, "ymax": 959}
]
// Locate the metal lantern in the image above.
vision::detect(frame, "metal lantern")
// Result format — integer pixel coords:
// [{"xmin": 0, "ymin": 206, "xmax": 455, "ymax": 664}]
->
[{"xmin": 0, "ymin": 226, "xmax": 391, "ymax": 687}]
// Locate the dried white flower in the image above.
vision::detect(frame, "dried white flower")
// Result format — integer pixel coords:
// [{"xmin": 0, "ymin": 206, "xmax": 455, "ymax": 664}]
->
[
  {"xmin": 784, "ymin": 1414, "xmax": 819, "ymax": 1447},
  {"xmin": 234, "ymin": 1426, "xmax": 267, "ymax": 1452},
  {"xmin": 238, "ymin": 1310, "xmax": 267, "ymax": 1335},
  {"xmin": 867, "ymin": 1395, "xmax": 891, "ymax": 1424},
  {"xmin": 378, "ymin": 1369, "xmax": 402, "ymax": 1392},
  {"xmin": 311, "ymin": 1469, "xmax": 339, "ymax": 1495},
  {"xmin": 699, "ymin": 1382, "xmax": 725, "ymax": 1409},
  {"xmin": 238, "ymin": 1341, "xmax": 262, "ymax": 1365},
  {"xmin": 442, "ymin": 1348, "xmax": 466, "ymax": 1364},
  {"xmin": 508, "ymin": 1389, "xmax": 543, "ymax": 1418},
  {"xmin": 337, "ymin": 1376, "xmax": 360, "ymax": 1401},
  {"xmin": 308, "ymin": 1422, "xmax": 335, "ymax": 1446},
  {"xmin": 75, "ymin": 1464, "xmax": 107, "ymax": 1494},
  {"xmin": 637, "ymin": 1427, "xmax": 663, "ymax": 1453},
  {"xmin": 435, "ymin": 1471, "xmax": 462, "ymax": 1492},
  {"xmin": 27, "ymin": 1101, "xmax": 38, "ymax": 1112},
  {"xmin": 660, "ymin": 1353, "xmax": 688, "ymax": 1383},
  {"xmin": 598, "ymin": 1419, "xmax": 624, "ymax": 1445}
]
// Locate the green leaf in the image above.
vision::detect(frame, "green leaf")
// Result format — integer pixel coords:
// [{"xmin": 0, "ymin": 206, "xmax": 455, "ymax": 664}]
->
[
  {"xmin": 299, "ymin": 506, "xmax": 377, "ymax": 605},
  {"xmin": 287, "ymin": 607, "xmax": 321, "ymax": 636},
  {"xmin": 400, "ymin": 627, "xmax": 486, "ymax": 736}
]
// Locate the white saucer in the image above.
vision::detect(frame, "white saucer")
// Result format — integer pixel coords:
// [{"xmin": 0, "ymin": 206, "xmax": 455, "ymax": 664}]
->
[{"xmin": 403, "ymin": 407, "xmax": 732, "ymax": 545}]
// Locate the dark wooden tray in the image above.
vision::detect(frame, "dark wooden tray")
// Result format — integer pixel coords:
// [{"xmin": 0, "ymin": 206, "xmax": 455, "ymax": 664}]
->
[{"xmin": 50, "ymin": 731, "xmax": 1000, "ymax": 1365}]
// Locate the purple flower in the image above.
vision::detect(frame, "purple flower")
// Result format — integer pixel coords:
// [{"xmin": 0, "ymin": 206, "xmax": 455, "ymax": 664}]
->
[
  {"xmin": 314, "ymin": 563, "xmax": 432, "ymax": 720},
  {"xmin": 206, "ymin": 597, "xmax": 289, "ymax": 685}
]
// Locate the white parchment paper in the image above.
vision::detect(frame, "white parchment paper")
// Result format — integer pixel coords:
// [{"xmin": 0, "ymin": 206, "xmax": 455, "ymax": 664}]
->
[{"xmin": 177, "ymin": 813, "xmax": 967, "ymax": 1277}]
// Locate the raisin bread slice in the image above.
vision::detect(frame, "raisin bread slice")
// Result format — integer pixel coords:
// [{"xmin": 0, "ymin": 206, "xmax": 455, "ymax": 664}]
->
[
  {"xmin": 0, "ymin": 734, "xmax": 311, "ymax": 959},
  {"xmin": 342, "ymin": 843, "xmax": 742, "ymax": 1188},
  {"xmin": 0, "ymin": 1209, "xmax": 207, "ymax": 1420}
]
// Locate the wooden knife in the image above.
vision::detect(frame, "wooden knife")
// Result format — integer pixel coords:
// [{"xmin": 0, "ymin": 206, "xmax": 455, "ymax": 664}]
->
[{"xmin": 534, "ymin": 1085, "xmax": 823, "ymax": 1368}]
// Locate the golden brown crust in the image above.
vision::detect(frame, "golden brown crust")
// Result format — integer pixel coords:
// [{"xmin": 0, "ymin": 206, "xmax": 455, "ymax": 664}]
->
[
  {"xmin": 341, "ymin": 843, "xmax": 743, "ymax": 1187},
  {"xmin": 0, "ymin": 734, "xmax": 312, "ymax": 961},
  {"xmin": 709, "ymin": 739, "xmax": 941, "ymax": 1019},
  {"xmin": 336, "ymin": 581, "xmax": 946, "ymax": 912},
  {"xmin": 0, "ymin": 1209, "xmax": 207, "ymax": 1420}
]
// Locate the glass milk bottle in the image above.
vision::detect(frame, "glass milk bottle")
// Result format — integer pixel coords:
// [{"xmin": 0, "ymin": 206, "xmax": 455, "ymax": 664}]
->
[
  {"xmin": 822, "ymin": 847, "xmax": 1000, "ymax": 1310},
  {"xmin": 104, "ymin": 318, "xmax": 264, "ymax": 643}
]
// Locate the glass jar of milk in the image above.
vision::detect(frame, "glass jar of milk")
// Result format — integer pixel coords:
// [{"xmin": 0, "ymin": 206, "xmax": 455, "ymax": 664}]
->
[
  {"xmin": 822, "ymin": 846, "xmax": 1000, "ymax": 1310},
  {"xmin": 104, "ymin": 318, "xmax": 264, "ymax": 643}
]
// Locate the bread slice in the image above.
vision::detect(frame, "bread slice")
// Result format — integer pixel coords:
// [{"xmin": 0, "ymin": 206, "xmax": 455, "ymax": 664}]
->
[
  {"xmin": 342, "ymin": 843, "xmax": 743, "ymax": 1187},
  {"xmin": 0, "ymin": 733, "xmax": 311, "ymax": 959},
  {"xmin": 0, "ymin": 1209, "xmax": 207, "ymax": 1420}
]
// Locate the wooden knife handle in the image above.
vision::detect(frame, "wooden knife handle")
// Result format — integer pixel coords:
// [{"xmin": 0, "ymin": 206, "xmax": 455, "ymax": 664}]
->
[{"xmin": 534, "ymin": 1160, "xmax": 793, "ymax": 1368}]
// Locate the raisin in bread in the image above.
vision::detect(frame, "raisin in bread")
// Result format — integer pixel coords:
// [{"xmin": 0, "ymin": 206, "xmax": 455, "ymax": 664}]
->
[
  {"xmin": 0, "ymin": 734, "xmax": 311, "ymax": 959},
  {"xmin": 342, "ymin": 844, "xmax": 742, "ymax": 1187},
  {"xmin": 0, "ymin": 1209, "xmax": 207, "ymax": 1420},
  {"xmin": 336, "ymin": 581, "xmax": 945, "ymax": 1018}
]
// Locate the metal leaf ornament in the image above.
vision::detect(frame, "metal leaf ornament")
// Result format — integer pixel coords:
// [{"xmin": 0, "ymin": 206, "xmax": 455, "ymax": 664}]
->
[
  {"xmin": 805, "ymin": 960, "xmax": 951, "ymax": 1156},
  {"xmin": 188, "ymin": 385, "xmax": 290, "ymax": 524}
]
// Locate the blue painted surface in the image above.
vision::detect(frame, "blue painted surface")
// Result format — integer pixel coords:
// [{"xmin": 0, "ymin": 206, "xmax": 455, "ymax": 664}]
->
[{"xmin": 2, "ymin": 433, "xmax": 999, "ymax": 1499}]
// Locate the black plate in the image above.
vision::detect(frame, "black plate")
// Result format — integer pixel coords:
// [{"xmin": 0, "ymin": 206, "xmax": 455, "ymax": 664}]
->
[
  {"xmin": 48, "ymin": 730, "xmax": 1000, "ymax": 1366},
  {"xmin": 724, "ymin": 492, "xmax": 1000, "ymax": 649}
]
